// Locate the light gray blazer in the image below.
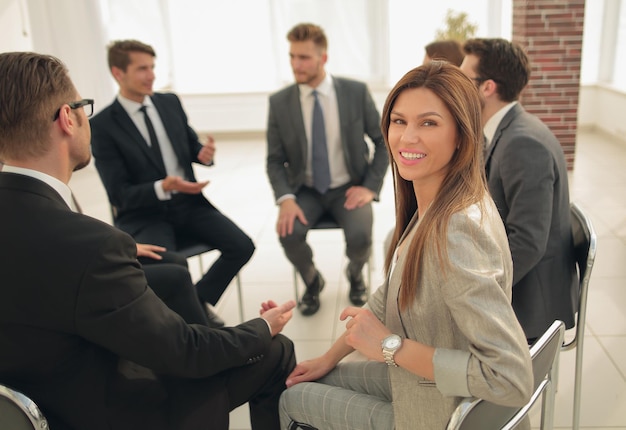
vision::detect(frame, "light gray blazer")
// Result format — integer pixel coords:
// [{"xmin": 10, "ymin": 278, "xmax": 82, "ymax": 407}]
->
[
  {"xmin": 486, "ymin": 103, "xmax": 577, "ymax": 339},
  {"xmin": 266, "ymin": 76, "xmax": 388, "ymax": 200},
  {"xmin": 367, "ymin": 196, "xmax": 532, "ymax": 429}
]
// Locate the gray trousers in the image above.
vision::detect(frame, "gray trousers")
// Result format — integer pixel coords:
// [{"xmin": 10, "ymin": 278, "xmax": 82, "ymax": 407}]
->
[
  {"xmin": 279, "ymin": 361, "xmax": 395, "ymax": 430},
  {"xmin": 280, "ymin": 185, "xmax": 373, "ymax": 285}
]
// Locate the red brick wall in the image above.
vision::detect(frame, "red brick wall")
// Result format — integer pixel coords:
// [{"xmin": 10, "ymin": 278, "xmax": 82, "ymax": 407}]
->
[{"xmin": 512, "ymin": 0, "xmax": 586, "ymax": 169}]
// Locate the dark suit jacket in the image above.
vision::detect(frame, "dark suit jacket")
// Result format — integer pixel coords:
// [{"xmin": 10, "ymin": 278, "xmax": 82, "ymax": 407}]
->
[
  {"xmin": 266, "ymin": 76, "xmax": 388, "ymax": 200},
  {"xmin": 0, "ymin": 173, "xmax": 272, "ymax": 430},
  {"xmin": 485, "ymin": 103, "xmax": 577, "ymax": 339},
  {"xmin": 90, "ymin": 93, "xmax": 207, "ymax": 233}
]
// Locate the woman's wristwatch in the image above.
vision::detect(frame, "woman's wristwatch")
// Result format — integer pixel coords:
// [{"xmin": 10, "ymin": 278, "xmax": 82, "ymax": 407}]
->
[{"xmin": 381, "ymin": 334, "xmax": 402, "ymax": 367}]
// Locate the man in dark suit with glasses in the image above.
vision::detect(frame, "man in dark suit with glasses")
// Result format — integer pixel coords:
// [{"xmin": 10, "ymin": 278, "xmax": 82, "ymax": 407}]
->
[{"xmin": 0, "ymin": 51, "xmax": 296, "ymax": 430}]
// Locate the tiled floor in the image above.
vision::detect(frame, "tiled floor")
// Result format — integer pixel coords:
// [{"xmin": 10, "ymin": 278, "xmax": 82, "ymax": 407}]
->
[{"xmin": 70, "ymin": 128, "xmax": 626, "ymax": 429}]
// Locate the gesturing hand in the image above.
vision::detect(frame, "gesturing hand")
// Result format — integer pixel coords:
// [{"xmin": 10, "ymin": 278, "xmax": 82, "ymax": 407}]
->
[
  {"xmin": 340, "ymin": 307, "xmax": 391, "ymax": 362},
  {"xmin": 162, "ymin": 176, "xmax": 209, "ymax": 194},
  {"xmin": 260, "ymin": 300, "xmax": 296, "ymax": 337},
  {"xmin": 197, "ymin": 136, "xmax": 216, "ymax": 165}
]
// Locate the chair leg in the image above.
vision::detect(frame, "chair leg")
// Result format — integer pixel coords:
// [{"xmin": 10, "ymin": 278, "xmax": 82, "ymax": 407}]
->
[
  {"xmin": 540, "ymin": 348, "xmax": 561, "ymax": 430},
  {"xmin": 552, "ymin": 347, "xmax": 561, "ymax": 393},
  {"xmin": 236, "ymin": 274, "xmax": 244, "ymax": 323},
  {"xmin": 572, "ymin": 339, "xmax": 585, "ymax": 430},
  {"xmin": 540, "ymin": 380, "xmax": 556, "ymax": 430},
  {"xmin": 293, "ymin": 267, "xmax": 300, "ymax": 304},
  {"xmin": 367, "ymin": 253, "xmax": 373, "ymax": 295}
]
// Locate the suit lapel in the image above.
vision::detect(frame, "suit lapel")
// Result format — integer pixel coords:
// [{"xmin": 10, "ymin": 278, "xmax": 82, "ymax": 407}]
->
[
  {"xmin": 150, "ymin": 95, "xmax": 188, "ymax": 168},
  {"xmin": 111, "ymin": 100, "xmax": 166, "ymax": 175},
  {"xmin": 288, "ymin": 86, "xmax": 308, "ymax": 168},
  {"xmin": 333, "ymin": 78, "xmax": 349, "ymax": 153},
  {"xmin": 484, "ymin": 103, "xmax": 522, "ymax": 177}
]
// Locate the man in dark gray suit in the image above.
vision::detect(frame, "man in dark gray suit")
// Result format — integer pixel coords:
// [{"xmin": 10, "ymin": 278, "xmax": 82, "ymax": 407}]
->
[
  {"xmin": 266, "ymin": 23, "xmax": 389, "ymax": 316},
  {"xmin": 460, "ymin": 38, "xmax": 578, "ymax": 341}
]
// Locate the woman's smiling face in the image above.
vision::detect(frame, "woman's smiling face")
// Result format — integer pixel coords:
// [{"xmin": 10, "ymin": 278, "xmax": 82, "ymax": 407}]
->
[{"xmin": 387, "ymin": 87, "xmax": 458, "ymax": 192}]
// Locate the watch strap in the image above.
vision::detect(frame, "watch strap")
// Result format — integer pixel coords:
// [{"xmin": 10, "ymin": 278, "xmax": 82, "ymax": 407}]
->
[{"xmin": 383, "ymin": 349, "xmax": 399, "ymax": 367}]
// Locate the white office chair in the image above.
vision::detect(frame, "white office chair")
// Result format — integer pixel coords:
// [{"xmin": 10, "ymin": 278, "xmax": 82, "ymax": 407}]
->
[
  {"xmin": 0, "ymin": 384, "xmax": 48, "ymax": 430},
  {"xmin": 446, "ymin": 320, "xmax": 565, "ymax": 430},
  {"xmin": 564, "ymin": 202, "xmax": 597, "ymax": 430}
]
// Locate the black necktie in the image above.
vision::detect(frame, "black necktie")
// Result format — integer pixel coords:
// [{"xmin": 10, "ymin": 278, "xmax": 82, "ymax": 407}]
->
[
  {"xmin": 311, "ymin": 90, "xmax": 331, "ymax": 194},
  {"xmin": 139, "ymin": 105, "xmax": 165, "ymax": 170}
]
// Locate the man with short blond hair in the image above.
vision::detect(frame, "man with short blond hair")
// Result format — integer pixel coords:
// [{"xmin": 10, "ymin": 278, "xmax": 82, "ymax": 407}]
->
[{"xmin": 267, "ymin": 23, "xmax": 389, "ymax": 315}]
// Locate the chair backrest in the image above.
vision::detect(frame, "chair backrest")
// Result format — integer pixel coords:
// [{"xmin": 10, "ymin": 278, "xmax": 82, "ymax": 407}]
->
[
  {"xmin": 446, "ymin": 320, "xmax": 565, "ymax": 430},
  {"xmin": 0, "ymin": 384, "xmax": 48, "ymax": 430},
  {"xmin": 563, "ymin": 202, "xmax": 597, "ymax": 351},
  {"xmin": 175, "ymin": 235, "xmax": 215, "ymax": 259}
]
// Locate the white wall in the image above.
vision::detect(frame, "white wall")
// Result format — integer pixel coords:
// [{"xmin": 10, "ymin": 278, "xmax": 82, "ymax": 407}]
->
[
  {"xmin": 578, "ymin": 85, "xmax": 626, "ymax": 142},
  {"xmin": 180, "ymin": 89, "xmax": 391, "ymax": 135},
  {"xmin": 0, "ymin": 0, "xmax": 31, "ymax": 52},
  {"xmin": 2, "ymin": 0, "xmax": 625, "ymax": 143},
  {"xmin": 182, "ymin": 86, "xmax": 626, "ymax": 145}
]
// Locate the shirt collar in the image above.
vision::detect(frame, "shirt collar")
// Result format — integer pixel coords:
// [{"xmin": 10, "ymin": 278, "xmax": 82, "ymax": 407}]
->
[
  {"xmin": 117, "ymin": 94, "xmax": 154, "ymax": 115},
  {"xmin": 1, "ymin": 165, "xmax": 74, "ymax": 209},
  {"xmin": 484, "ymin": 101, "xmax": 517, "ymax": 146},
  {"xmin": 299, "ymin": 73, "xmax": 333, "ymax": 98}
]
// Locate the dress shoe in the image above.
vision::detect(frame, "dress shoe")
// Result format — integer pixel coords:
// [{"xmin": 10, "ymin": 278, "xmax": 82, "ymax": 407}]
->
[
  {"xmin": 347, "ymin": 269, "xmax": 368, "ymax": 306},
  {"xmin": 204, "ymin": 303, "xmax": 225, "ymax": 328},
  {"xmin": 298, "ymin": 272, "xmax": 325, "ymax": 316}
]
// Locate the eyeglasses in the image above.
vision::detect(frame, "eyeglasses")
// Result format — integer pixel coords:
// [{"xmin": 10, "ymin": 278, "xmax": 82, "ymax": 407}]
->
[
  {"xmin": 470, "ymin": 77, "xmax": 488, "ymax": 85},
  {"xmin": 52, "ymin": 99, "xmax": 94, "ymax": 121}
]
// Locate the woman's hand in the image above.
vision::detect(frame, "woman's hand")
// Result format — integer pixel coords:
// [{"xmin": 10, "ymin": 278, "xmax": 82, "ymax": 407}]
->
[
  {"xmin": 285, "ymin": 354, "xmax": 336, "ymax": 388},
  {"xmin": 340, "ymin": 307, "xmax": 391, "ymax": 362}
]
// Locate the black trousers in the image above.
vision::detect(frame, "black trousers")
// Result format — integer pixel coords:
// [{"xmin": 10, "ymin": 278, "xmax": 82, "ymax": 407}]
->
[
  {"xmin": 163, "ymin": 334, "xmax": 296, "ymax": 430},
  {"xmin": 125, "ymin": 194, "xmax": 255, "ymax": 306},
  {"xmin": 107, "ymin": 334, "xmax": 296, "ymax": 430},
  {"xmin": 140, "ymin": 252, "xmax": 209, "ymax": 326}
]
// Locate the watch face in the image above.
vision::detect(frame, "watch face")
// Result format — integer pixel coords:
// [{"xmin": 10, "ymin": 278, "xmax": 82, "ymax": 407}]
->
[{"xmin": 385, "ymin": 336, "xmax": 401, "ymax": 349}]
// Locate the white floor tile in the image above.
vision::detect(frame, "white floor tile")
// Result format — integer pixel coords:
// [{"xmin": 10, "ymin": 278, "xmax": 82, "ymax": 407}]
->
[{"xmin": 586, "ymin": 276, "xmax": 626, "ymax": 336}]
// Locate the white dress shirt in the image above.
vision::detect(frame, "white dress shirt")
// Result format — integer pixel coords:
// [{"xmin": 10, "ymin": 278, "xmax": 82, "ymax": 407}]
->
[
  {"xmin": 484, "ymin": 101, "xmax": 518, "ymax": 150},
  {"xmin": 298, "ymin": 74, "xmax": 351, "ymax": 190},
  {"xmin": 2, "ymin": 165, "xmax": 75, "ymax": 211},
  {"xmin": 117, "ymin": 94, "xmax": 186, "ymax": 200}
]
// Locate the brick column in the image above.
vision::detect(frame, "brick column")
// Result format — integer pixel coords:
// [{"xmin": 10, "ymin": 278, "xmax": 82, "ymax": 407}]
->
[{"xmin": 512, "ymin": 0, "xmax": 586, "ymax": 169}]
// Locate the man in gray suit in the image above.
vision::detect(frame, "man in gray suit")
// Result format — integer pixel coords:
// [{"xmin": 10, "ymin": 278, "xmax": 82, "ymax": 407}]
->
[
  {"xmin": 460, "ymin": 38, "xmax": 578, "ymax": 341},
  {"xmin": 266, "ymin": 23, "xmax": 389, "ymax": 316}
]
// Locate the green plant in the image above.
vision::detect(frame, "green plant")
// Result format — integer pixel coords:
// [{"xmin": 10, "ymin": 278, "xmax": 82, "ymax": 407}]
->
[{"xmin": 435, "ymin": 9, "xmax": 478, "ymax": 41}]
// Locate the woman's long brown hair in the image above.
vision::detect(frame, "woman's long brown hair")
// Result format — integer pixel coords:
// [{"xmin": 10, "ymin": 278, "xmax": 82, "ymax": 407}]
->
[{"xmin": 381, "ymin": 61, "xmax": 487, "ymax": 310}]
